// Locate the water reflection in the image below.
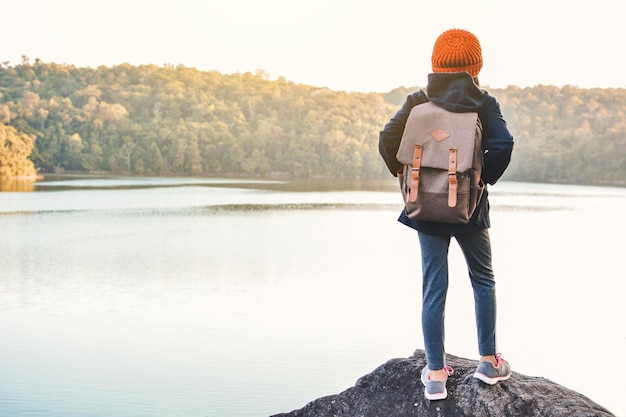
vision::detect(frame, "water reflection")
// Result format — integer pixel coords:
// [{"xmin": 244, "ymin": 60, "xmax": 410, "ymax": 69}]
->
[
  {"xmin": 0, "ymin": 180, "xmax": 36, "ymax": 192},
  {"xmin": 26, "ymin": 174, "xmax": 397, "ymax": 193}
]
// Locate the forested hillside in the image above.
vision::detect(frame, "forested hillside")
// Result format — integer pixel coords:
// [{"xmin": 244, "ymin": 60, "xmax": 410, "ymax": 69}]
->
[
  {"xmin": 1, "ymin": 58, "xmax": 625, "ymax": 185},
  {"xmin": 493, "ymin": 85, "xmax": 626, "ymax": 185}
]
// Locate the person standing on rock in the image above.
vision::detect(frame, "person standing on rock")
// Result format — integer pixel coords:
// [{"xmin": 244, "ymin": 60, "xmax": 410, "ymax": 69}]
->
[{"xmin": 378, "ymin": 28, "xmax": 514, "ymax": 400}]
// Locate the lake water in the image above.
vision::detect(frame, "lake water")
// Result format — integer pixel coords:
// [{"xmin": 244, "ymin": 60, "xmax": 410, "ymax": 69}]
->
[{"xmin": 1, "ymin": 176, "xmax": 624, "ymax": 417}]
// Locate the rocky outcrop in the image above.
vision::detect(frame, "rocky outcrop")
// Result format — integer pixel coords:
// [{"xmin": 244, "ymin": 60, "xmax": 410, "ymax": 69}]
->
[{"xmin": 271, "ymin": 350, "xmax": 615, "ymax": 417}]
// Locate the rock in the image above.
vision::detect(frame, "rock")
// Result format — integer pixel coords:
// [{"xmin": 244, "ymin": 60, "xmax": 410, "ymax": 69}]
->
[{"xmin": 271, "ymin": 350, "xmax": 615, "ymax": 417}]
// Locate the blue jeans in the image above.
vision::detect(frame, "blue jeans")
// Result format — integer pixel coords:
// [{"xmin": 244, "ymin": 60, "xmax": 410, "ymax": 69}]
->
[{"xmin": 417, "ymin": 229, "xmax": 497, "ymax": 370}]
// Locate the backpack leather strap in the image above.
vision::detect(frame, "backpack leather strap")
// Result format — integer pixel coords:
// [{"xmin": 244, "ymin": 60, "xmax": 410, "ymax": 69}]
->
[
  {"xmin": 409, "ymin": 144, "xmax": 422, "ymax": 203},
  {"xmin": 448, "ymin": 148, "xmax": 458, "ymax": 207}
]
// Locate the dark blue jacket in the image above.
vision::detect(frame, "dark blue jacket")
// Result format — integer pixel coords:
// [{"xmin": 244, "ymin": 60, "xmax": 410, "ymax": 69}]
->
[{"xmin": 379, "ymin": 72, "xmax": 514, "ymax": 235}]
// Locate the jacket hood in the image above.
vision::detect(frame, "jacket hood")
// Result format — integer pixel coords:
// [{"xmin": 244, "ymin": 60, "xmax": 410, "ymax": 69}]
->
[{"xmin": 426, "ymin": 72, "xmax": 487, "ymax": 112}]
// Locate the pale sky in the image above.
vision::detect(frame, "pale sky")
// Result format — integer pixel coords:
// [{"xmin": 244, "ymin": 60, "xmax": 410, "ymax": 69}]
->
[{"xmin": 2, "ymin": 0, "xmax": 624, "ymax": 92}]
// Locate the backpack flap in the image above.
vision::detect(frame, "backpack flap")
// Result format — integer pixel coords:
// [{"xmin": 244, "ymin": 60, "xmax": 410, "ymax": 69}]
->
[{"xmin": 397, "ymin": 102, "xmax": 478, "ymax": 172}]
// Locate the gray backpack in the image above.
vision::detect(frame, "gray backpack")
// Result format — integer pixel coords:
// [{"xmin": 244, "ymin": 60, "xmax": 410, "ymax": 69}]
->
[{"xmin": 396, "ymin": 100, "xmax": 484, "ymax": 224}]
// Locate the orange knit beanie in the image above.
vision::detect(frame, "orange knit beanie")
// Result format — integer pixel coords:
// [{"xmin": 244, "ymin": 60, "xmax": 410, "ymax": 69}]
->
[{"xmin": 431, "ymin": 29, "xmax": 483, "ymax": 77}]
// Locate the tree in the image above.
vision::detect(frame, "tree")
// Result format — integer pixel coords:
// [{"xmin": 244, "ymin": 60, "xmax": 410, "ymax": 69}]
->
[{"xmin": 0, "ymin": 125, "xmax": 37, "ymax": 179}]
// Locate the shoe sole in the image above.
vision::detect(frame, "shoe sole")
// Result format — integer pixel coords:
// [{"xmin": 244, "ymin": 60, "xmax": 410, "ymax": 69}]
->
[
  {"xmin": 473, "ymin": 371, "xmax": 511, "ymax": 385},
  {"xmin": 424, "ymin": 389, "xmax": 448, "ymax": 400}
]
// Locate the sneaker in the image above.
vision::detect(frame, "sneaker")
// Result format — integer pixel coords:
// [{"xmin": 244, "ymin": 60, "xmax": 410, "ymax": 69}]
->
[
  {"xmin": 421, "ymin": 365, "xmax": 454, "ymax": 400},
  {"xmin": 473, "ymin": 353, "xmax": 511, "ymax": 385}
]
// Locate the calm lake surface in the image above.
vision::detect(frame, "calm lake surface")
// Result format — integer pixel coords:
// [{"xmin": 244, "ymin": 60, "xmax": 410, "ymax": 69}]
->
[{"xmin": 1, "ymin": 176, "xmax": 624, "ymax": 417}]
